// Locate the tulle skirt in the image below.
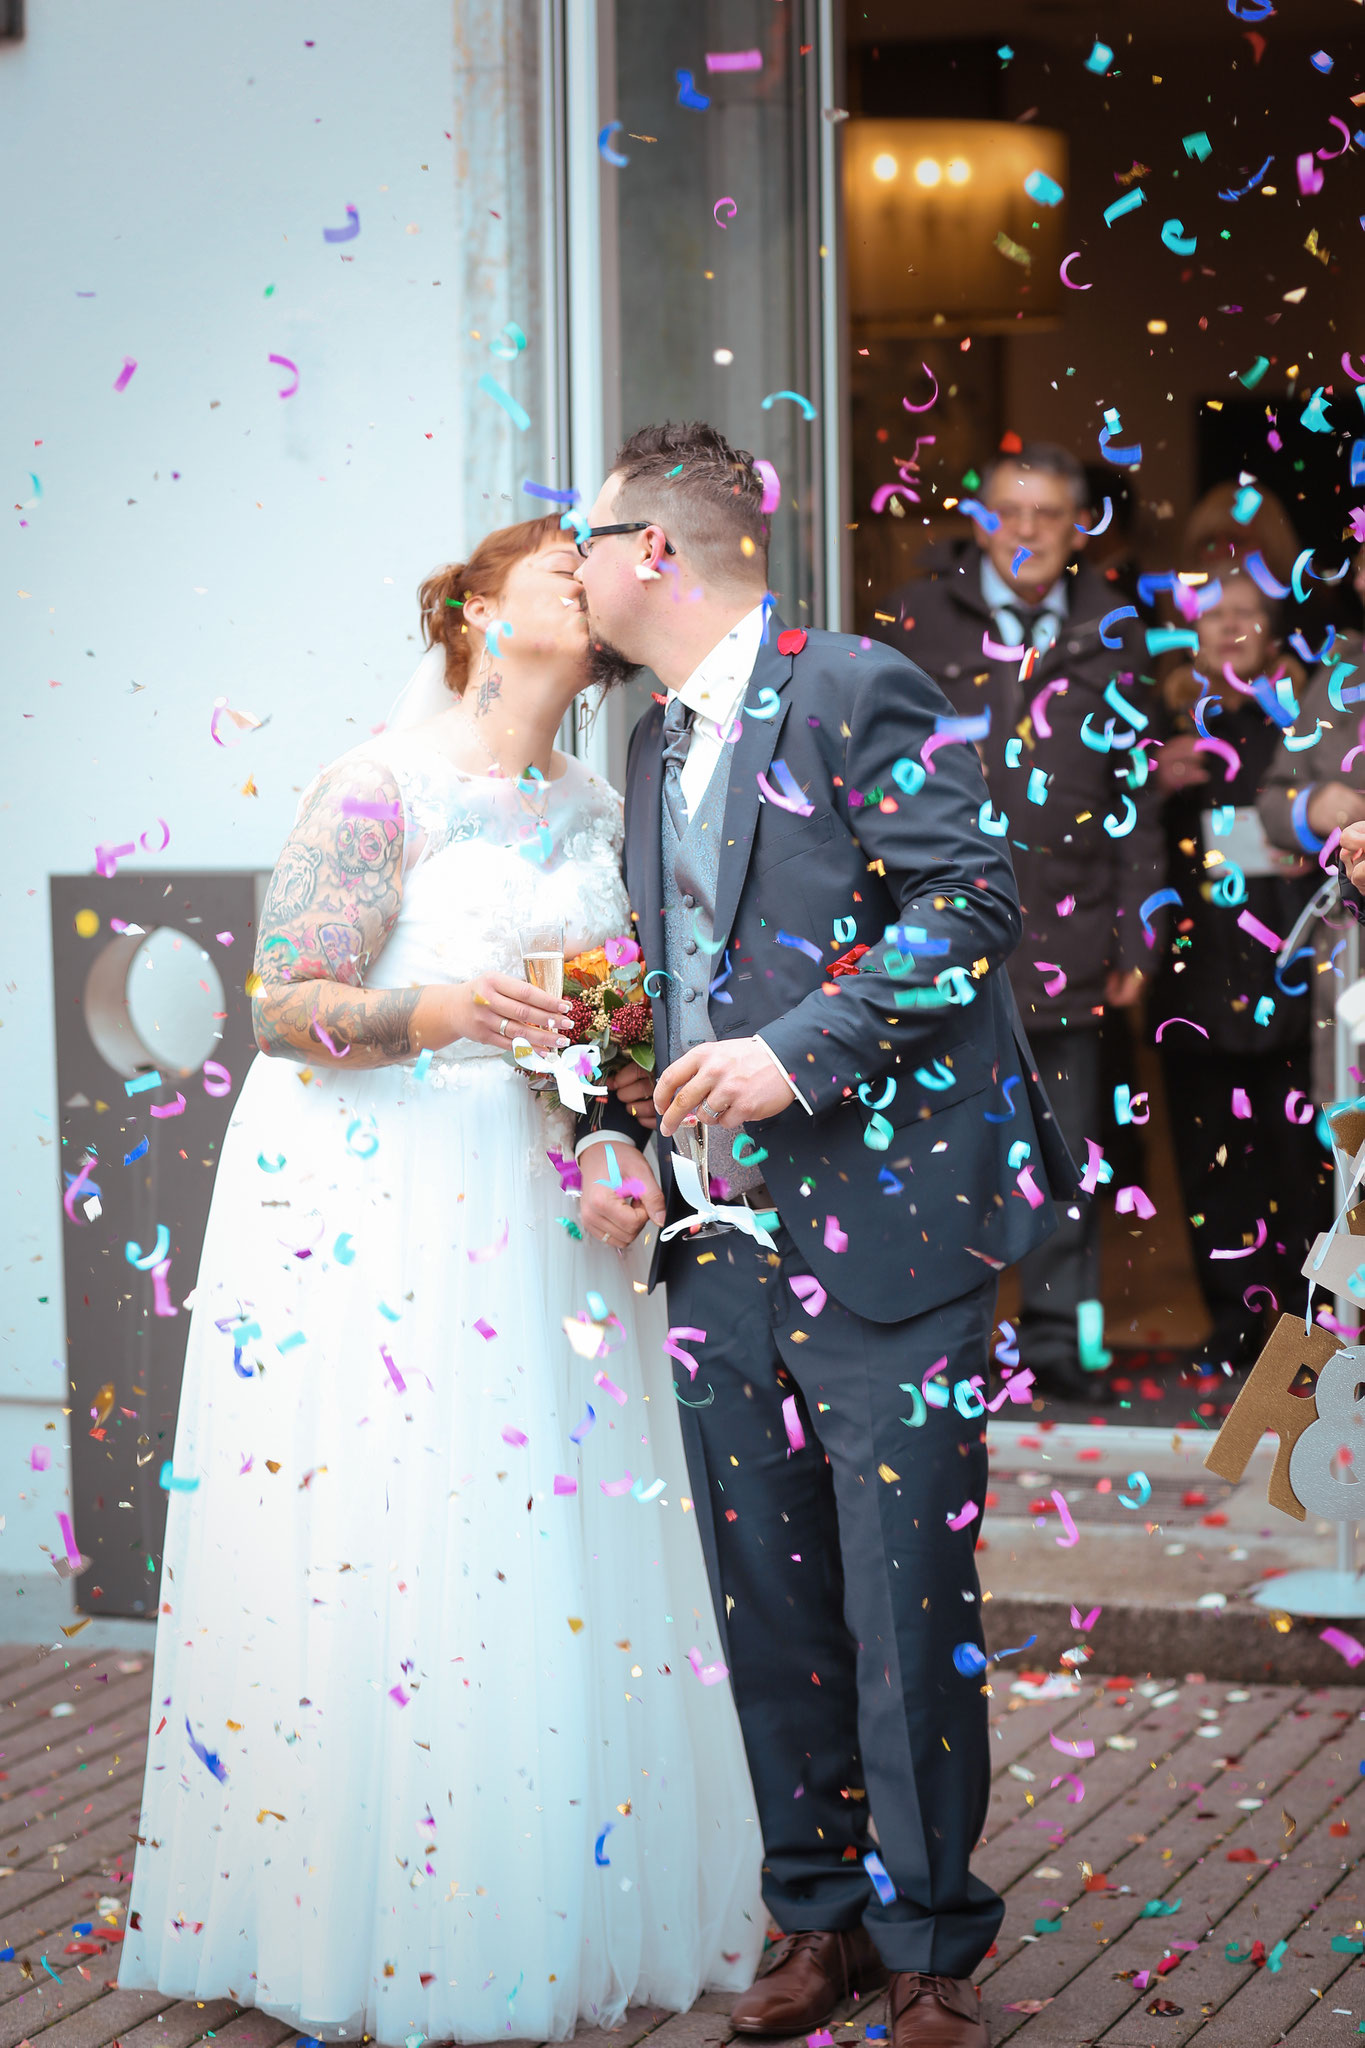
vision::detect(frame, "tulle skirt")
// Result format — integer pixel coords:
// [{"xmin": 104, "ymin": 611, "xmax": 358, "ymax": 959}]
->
[{"xmin": 119, "ymin": 1050, "xmax": 763, "ymax": 2042}]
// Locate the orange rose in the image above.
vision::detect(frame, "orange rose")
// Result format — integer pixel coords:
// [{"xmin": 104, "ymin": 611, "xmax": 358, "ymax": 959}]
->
[{"xmin": 565, "ymin": 946, "xmax": 610, "ymax": 987}]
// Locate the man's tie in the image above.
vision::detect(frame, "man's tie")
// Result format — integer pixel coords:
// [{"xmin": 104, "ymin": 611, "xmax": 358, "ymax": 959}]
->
[{"xmin": 661, "ymin": 693, "xmax": 694, "ymax": 838}]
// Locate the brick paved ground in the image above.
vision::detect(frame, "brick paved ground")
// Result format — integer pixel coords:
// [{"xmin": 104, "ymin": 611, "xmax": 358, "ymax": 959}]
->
[{"xmin": 3, "ymin": 1643, "xmax": 1364, "ymax": 2048}]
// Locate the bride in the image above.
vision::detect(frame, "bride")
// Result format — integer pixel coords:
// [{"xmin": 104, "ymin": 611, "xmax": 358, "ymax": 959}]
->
[{"xmin": 118, "ymin": 515, "xmax": 764, "ymax": 2042}]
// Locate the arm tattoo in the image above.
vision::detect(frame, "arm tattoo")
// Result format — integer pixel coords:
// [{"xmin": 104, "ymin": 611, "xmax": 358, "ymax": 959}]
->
[{"xmin": 251, "ymin": 763, "xmax": 422, "ymax": 1069}]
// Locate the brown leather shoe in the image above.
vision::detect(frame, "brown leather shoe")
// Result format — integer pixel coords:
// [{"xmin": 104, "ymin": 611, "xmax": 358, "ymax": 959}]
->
[
  {"xmin": 731, "ymin": 1927, "xmax": 888, "ymax": 2034},
  {"xmin": 887, "ymin": 1971, "xmax": 989, "ymax": 2047}
]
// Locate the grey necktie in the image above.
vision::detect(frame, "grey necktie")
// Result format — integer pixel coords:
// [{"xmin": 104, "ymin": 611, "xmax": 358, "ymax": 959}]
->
[{"xmin": 661, "ymin": 694, "xmax": 694, "ymax": 838}]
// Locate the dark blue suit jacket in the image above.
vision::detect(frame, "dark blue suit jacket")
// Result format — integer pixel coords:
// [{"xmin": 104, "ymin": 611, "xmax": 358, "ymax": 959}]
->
[{"xmin": 621, "ymin": 622, "xmax": 1076, "ymax": 1324}]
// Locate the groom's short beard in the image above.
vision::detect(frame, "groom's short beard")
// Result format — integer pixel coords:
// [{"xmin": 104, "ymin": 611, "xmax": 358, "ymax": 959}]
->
[{"xmin": 586, "ymin": 632, "xmax": 642, "ymax": 694}]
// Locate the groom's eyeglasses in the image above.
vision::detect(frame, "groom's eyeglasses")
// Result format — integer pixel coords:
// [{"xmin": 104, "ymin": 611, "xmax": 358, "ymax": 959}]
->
[{"xmin": 575, "ymin": 523, "xmax": 677, "ymax": 561}]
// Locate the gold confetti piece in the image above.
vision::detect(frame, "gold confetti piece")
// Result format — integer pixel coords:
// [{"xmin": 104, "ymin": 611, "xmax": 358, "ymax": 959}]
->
[
  {"xmin": 226, "ymin": 1719, "xmax": 242, "ymax": 1731},
  {"xmin": 1281, "ymin": 1808, "xmax": 1296, "ymax": 1839},
  {"xmin": 256, "ymin": 1809, "xmax": 286, "ymax": 1824},
  {"xmin": 241, "ymin": 775, "xmax": 258, "ymax": 796},
  {"xmin": 60, "ymin": 1619, "xmax": 91, "ymax": 1638},
  {"xmin": 245, "ymin": 970, "xmax": 263, "ymax": 997},
  {"xmin": 264, "ymin": 1459, "xmax": 281, "ymax": 1473},
  {"xmin": 878, "ymin": 1463, "xmax": 900, "ymax": 1483},
  {"xmin": 93, "ymin": 1382, "xmax": 115, "ymax": 1426},
  {"xmin": 994, "ymin": 230, "xmax": 1031, "ymax": 268},
  {"xmin": 566, "ymin": 1616, "xmax": 584, "ymax": 1634},
  {"xmin": 697, "ymin": 1252, "xmax": 717, "ymax": 1265}
]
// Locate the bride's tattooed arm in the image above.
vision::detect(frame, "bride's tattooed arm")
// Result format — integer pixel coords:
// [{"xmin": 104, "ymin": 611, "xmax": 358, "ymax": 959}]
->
[{"xmin": 251, "ymin": 765, "xmax": 426, "ymax": 1068}]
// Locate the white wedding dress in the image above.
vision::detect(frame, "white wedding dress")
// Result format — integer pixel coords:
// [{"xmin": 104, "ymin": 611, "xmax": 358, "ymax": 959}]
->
[{"xmin": 119, "ymin": 733, "xmax": 764, "ymax": 2044}]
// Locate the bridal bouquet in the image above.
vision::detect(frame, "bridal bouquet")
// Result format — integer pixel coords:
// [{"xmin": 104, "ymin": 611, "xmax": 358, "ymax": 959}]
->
[
  {"xmin": 563, "ymin": 935, "xmax": 654, "ymax": 1074},
  {"xmin": 519, "ymin": 934, "xmax": 654, "ymax": 1114}
]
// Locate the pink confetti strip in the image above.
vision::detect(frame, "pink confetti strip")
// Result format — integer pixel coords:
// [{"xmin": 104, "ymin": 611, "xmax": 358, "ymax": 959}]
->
[
  {"xmin": 946, "ymin": 1500, "xmax": 979, "ymax": 1531},
  {"xmin": 901, "ymin": 363, "xmax": 940, "ymax": 413},
  {"xmin": 62, "ymin": 1154, "xmax": 99, "ymax": 1225},
  {"xmin": 1070, "ymin": 1604, "xmax": 1101, "ymax": 1630},
  {"xmin": 664, "ymin": 1326, "xmax": 705, "ymax": 1380},
  {"xmin": 1035, "ymin": 961, "xmax": 1067, "ymax": 998},
  {"xmin": 1050, "ymin": 1772, "xmax": 1085, "ymax": 1803},
  {"xmin": 704, "ymin": 47, "xmax": 763, "ymax": 70},
  {"xmin": 389, "ymin": 1684, "xmax": 409, "ymax": 1706},
  {"xmin": 1320, "ymin": 1625, "xmax": 1365, "ymax": 1666},
  {"xmin": 267, "ymin": 352, "xmax": 300, "ymax": 398},
  {"xmin": 1209, "ymin": 1216, "xmax": 1267, "ymax": 1261},
  {"xmin": 149, "ymin": 1092, "xmax": 186, "ymax": 1118},
  {"xmin": 754, "ymin": 457, "xmax": 781, "ymax": 511},
  {"xmin": 473, "ymin": 1318, "xmax": 496, "ymax": 1341},
  {"xmin": 501, "ymin": 1426, "xmax": 528, "ymax": 1447},
  {"xmin": 1153, "ymin": 1016, "xmax": 1209, "ymax": 1043},
  {"xmin": 782, "ymin": 1394, "xmax": 806, "ymax": 1452},
  {"xmin": 553, "ymin": 1474, "xmax": 578, "ymax": 1495},
  {"xmin": 1051, "ymin": 1733, "xmax": 1096, "ymax": 1758},
  {"xmin": 468, "ymin": 1220, "xmax": 509, "ymax": 1262},
  {"xmin": 380, "ymin": 1345, "xmax": 405, "ymax": 1392},
  {"xmin": 593, "ymin": 1369, "xmax": 627, "ymax": 1406},
  {"xmin": 687, "ymin": 1645, "xmax": 730, "ymax": 1684},
  {"xmin": 823, "ymin": 1215, "xmax": 848, "ymax": 1253},
  {"xmin": 113, "ymin": 357, "xmax": 137, "ymax": 392},
  {"xmin": 55, "ymin": 1511, "xmax": 82, "ymax": 1569},
  {"xmin": 202, "ymin": 1060, "xmax": 232, "ymax": 1097},
  {"xmin": 1237, "ymin": 908, "xmax": 1283, "ymax": 951},
  {"xmin": 1051, "ymin": 1490, "xmax": 1079, "ymax": 1548},
  {"xmin": 1115, "ymin": 1184, "xmax": 1157, "ymax": 1219},
  {"xmin": 790, "ymin": 1273, "xmax": 827, "ymax": 1316},
  {"xmin": 151, "ymin": 1258, "xmax": 179, "ymax": 1319},
  {"xmin": 600, "ymin": 1472, "xmax": 634, "ymax": 1496},
  {"xmin": 30, "ymin": 1446, "xmax": 51, "ymax": 1472},
  {"xmin": 1016, "ymin": 1165, "xmax": 1044, "ymax": 1209},
  {"xmin": 1231, "ymin": 1087, "xmax": 1252, "ymax": 1118}
]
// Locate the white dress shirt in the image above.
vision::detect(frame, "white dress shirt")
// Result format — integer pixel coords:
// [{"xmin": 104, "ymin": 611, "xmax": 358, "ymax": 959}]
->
[
  {"xmin": 669, "ymin": 602, "xmax": 768, "ymax": 818},
  {"xmin": 575, "ymin": 603, "xmax": 811, "ymax": 1157},
  {"xmin": 980, "ymin": 556, "xmax": 1068, "ymax": 653}
]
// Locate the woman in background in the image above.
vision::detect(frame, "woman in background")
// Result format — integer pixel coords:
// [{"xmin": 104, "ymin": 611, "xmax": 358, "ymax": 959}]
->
[{"xmin": 1150, "ymin": 566, "xmax": 1331, "ymax": 1377}]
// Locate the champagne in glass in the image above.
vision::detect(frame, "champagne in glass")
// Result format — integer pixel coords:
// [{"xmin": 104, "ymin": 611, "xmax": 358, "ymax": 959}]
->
[{"xmin": 518, "ymin": 920, "xmax": 565, "ymax": 1002}]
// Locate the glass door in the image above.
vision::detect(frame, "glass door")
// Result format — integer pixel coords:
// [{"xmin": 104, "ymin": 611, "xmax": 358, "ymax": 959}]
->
[{"xmin": 571, "ymin": 0, "xmax": 845, "ymax": 781}]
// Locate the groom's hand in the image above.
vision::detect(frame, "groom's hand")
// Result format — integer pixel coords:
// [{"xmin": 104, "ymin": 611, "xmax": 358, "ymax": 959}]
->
[
  {"xmin": 578, "ymin": 1141, "xmax": 667, "ymax": 1248},
  {"xmin": 655, "ymin": 1039, "xmax": 794, "ymax": 1137}
]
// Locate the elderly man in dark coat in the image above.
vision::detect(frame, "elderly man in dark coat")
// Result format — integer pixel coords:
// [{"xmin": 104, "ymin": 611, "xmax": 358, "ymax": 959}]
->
[{"xmin": 871, "ymin": 443, "xmax": 1165, "ymax": 1401}]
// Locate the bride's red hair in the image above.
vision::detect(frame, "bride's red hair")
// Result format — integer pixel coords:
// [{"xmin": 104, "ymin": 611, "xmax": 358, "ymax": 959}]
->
[{"xmin": 417, "ymin": 513, "xmax": 563, "ymax": 694}]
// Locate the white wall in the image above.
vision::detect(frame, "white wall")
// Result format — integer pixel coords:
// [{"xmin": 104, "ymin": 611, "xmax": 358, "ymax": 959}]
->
[{"xmin": 1, "ymin": 0, "xmax": 545, "ymax": 1630}]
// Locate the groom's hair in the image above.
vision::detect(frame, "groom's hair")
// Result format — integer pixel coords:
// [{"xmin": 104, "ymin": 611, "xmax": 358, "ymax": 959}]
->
[{"xmin": 610, "ymin": 422, "xmax": 769, "ymax": 590}]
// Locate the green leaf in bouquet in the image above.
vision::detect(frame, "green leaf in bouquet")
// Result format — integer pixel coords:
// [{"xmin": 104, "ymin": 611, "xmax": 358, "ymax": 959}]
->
[
  {"xmin": 600, "ymin": 983, "xmax": 626, "ymax": 1012},
  {"xmin": 627, "ymin": 1043, "xmax": 656, "ymax": 1072}
]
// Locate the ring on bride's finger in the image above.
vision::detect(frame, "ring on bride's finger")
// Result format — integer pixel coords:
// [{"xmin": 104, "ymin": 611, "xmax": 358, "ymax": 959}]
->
[{"xmin": 498, "ymin": 1017, "xmax": 509, "ymax": 1038}]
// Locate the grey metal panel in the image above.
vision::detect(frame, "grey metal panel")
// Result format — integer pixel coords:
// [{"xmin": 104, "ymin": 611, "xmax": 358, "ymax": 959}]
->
[{"xmin": 50, "ymin": 872, "xmax": 259, "ymax": 1618}]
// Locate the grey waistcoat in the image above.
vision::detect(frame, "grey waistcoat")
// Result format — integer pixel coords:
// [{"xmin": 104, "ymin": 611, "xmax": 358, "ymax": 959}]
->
[{"xmin": 660, "ymin": 749, "xmax": 763, "ymax": 1199}]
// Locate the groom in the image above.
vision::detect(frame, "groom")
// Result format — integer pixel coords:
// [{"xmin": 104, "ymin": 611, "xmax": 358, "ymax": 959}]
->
[{"xmin": 574, "ymin": 423, "xmax": 1073, "ymax": 2048}]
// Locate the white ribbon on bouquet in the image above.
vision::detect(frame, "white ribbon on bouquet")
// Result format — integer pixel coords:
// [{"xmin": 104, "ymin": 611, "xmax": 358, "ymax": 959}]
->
[
  {"xmin": 658, "ymin": 1149, "xmax": 779, "ymax": 1251},
  {"xmin": 512, "ymin": 1037, "xmax": 607, "ymax": 1116}
]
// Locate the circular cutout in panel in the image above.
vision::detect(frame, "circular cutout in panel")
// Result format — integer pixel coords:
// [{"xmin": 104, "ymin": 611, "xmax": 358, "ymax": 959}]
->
[{"xmin": 83, "ymin": 927, "xmax": 226, "ymax": 1079}]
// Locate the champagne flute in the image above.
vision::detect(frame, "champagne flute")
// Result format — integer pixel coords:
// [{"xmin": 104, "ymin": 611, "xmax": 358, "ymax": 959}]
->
[
  {"xmin": 518, "ymin": 919, "xmax": 565, "ymax": 1003},
  {"xmin": 673, "ymin": 1115, "xmax": 710, "ymax": 1198}
]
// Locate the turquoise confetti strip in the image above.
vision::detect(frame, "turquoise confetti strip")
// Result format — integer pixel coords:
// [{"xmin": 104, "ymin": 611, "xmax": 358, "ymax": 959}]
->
[{"xmin": 477, "ymin": 372, "xmax": 531, "ymax": 432}]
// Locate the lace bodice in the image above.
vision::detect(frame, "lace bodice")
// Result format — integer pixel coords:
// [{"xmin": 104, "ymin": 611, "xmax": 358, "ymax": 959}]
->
[{"xmin": 322, "ymin": 733, "xmax": 629, "ymax": 1044}]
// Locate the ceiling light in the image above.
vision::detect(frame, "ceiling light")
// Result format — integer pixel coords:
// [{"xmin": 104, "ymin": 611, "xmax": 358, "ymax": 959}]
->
[
  {"xmin": 946, "ymin": 158, "xmax": 971, "ymax": 185},
  {"xmin": 871, "ymin": 152, "xmax": 898, "ymax": 182},
  {"xmin": 914, "ymin": 158, "xmax": 942, "ymax": 188}
]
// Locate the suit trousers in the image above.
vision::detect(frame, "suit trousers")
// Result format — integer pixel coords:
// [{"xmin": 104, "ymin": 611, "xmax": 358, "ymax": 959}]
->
[
  {"xmin": 662, "ymin": 1225, "xmax": 1003, "ymax": 1976},
  {"xmin": 1013, "ymin": 1025, "xmax": 1101, "ymax": 1376}
]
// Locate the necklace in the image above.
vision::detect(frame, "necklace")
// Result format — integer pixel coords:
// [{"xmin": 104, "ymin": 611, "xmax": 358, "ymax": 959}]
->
[{"xmin": 458, "ymin": 696, "xmax": 551, "ymax": 818}]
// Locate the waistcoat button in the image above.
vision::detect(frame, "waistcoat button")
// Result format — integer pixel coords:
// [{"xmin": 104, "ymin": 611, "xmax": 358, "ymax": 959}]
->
[
  {"xmin": 682, "ymin": 987, "xmax": 697, "ymax": 1003},
  {"xmin": 683, "ymin": 893, "xmax": 695, "ymax": 909}
]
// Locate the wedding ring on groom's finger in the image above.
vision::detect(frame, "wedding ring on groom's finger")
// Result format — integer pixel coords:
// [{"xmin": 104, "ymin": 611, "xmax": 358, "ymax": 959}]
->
[{"xmin": 699, "ymin": 1100, "xmax": 721, "ymax": 1120}]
